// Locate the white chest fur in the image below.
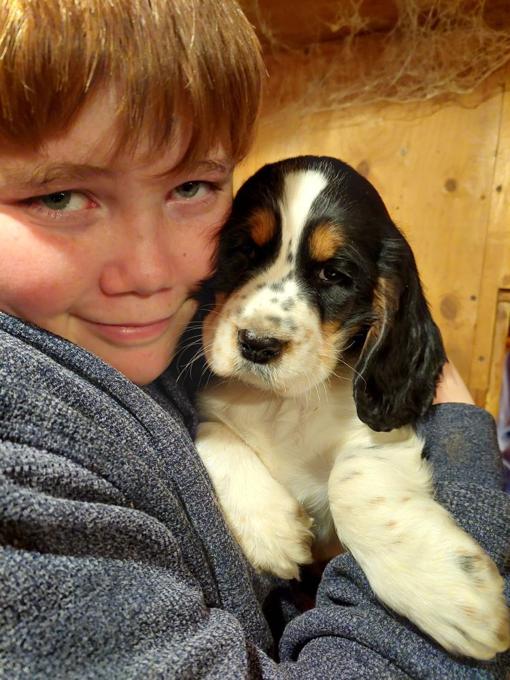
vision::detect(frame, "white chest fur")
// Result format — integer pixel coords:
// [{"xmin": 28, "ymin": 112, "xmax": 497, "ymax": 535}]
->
[{"xmin": 198, "ymin": 375, "xmax": 418, "ymax": 545}]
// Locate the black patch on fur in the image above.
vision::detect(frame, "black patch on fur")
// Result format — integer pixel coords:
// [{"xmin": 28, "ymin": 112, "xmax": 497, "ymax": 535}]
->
[
  {"xmin": 210, "ymin": 165, "xmax": 284, "ymax": 294},
  {"xmin": 458, "ymin": 555, "xmax": 478, "ymax": 573},
  {"xmin": 281, "ymin": 298, "xmax": 296, "ymax": 311},
  {"xmin": 266, "ymin": 315, "xmax": 282, "ymax": 326}
]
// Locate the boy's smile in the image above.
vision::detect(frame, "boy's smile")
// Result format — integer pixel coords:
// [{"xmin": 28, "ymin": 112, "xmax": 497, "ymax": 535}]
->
[
  {"xmin": 0, "ymin": 90, "xmax": 233, "ymax": 384},
  {"xmin": 80, "ymin": 316, "xmax": 178, "ymax": 345}
]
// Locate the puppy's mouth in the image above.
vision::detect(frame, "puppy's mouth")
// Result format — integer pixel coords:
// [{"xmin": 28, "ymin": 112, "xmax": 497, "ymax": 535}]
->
[
  {"xmin": 202, "ymin": 290, "xmax": 343, "ymax": 396},
  {"xmin": 233, "ymin": 328, "xmax": 291, "ymax": 392}
]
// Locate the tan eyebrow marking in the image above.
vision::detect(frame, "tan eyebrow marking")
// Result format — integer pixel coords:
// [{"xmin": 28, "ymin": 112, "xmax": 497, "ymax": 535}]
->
[
  {"xmin": 309, "ymin": 222, "xmax": 344, "ymax": 261},
  {"xmin": 362, "ymin": 276, "xmax": 399, "ymax": 350},
  {"xmin": 373, "ymin": 276, "xmax": 398, "ymax": 319},
  {"xmin": 249, "ymin": 208, "xmax": 276, "ymax": 246}
]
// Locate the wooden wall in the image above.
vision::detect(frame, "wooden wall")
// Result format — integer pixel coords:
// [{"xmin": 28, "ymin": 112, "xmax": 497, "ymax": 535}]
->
[{"xmin": 235, "ymin": 15, "xmax": 510, "ymax": 412}]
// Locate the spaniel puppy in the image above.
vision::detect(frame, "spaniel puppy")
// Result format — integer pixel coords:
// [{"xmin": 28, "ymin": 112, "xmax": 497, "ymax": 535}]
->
[{"xmin": 195, "ymin": 156, "xmax": 510, "ymax": 659}]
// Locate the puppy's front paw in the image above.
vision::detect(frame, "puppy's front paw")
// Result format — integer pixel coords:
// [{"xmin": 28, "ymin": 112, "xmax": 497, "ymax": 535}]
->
[
  {"xmin": 371, "ymin": 531, "xmax": 510, "ymax": 660},
  {"xmin": 231, "ymin": 494, "xmax": 314, "ymax": 580},
  {"xmin": 428, "ymin": 545, "xmax": 510, "ymax": 660},
  {"xmin": 196, "ymin": 422, "xmax": 314, "ymax": 579}
]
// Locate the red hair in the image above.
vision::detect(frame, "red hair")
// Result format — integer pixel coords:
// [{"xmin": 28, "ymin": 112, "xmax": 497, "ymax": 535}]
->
[{"xmin": 0, "ymin": 0, "xmax": 264, "ymax": 161}]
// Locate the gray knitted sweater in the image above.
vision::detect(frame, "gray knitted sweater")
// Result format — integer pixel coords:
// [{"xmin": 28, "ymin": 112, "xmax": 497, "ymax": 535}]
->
[{"xmin": 1, "ymin": 311, "xmax": 509, "ymax": 679}]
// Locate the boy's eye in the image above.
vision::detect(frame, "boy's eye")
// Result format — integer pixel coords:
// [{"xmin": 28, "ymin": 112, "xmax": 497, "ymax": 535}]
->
[
  {"xmin": 41, "ymin": 192, "xmax": 72, "ymax": 210},
  {"xmin": 171, "ymin": 181, "xmax": 212, "ymax": 200},
  {"xmin": 27, "ymin": 191, "xmax": 90, "ymax": 213}
]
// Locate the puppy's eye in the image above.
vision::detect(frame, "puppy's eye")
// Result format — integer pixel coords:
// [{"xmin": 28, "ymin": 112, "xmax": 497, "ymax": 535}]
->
[
  {"xmin": 238, "ymin": 241, "xmax": 256, "ymax": 259},
  {"xmin": 226, "ymin": 239, "xmax": 257, "ymax": 263},
  {"xmin": 318, "ymin": 264, "xmax": 353, "ymax": 287}
]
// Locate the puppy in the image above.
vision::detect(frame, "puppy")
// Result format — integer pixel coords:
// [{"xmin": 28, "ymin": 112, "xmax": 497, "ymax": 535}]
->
[{"xmin": 195, "ymin": 155, "xmax": 510, "ymax": 659}]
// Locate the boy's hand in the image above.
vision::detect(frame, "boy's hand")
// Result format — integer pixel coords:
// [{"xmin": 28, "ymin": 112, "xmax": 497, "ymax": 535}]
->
[{"xmin": 433, "ymin": 361, "xmax": 475, "ymax": 406}]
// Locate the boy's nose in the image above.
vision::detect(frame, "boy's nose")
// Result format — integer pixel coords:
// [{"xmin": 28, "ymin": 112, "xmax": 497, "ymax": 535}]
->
[{"xmin": 99, "ymin": 215, "xmax": 173, "ymax": 296}]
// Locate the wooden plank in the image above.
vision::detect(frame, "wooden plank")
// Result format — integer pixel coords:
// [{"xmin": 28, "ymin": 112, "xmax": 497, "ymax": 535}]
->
[
  {"xmin": 470, "ymin": 72, "xmax": 510, "ymax": 406},
  {"xmin": 486, "ymin": 292, "xmax": 510, "ymax": 417}
]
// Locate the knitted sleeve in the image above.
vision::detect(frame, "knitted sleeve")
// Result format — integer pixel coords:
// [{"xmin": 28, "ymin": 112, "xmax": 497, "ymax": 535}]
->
[{"xmin": 2, "ymin": 406, "xmax": 509, "ymax": 679}]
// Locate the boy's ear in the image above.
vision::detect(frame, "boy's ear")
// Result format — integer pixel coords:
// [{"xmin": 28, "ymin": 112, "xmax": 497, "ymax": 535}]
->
[{"xmin": 353, "ymin": 238, "xmax": 446, "ymax": 432}]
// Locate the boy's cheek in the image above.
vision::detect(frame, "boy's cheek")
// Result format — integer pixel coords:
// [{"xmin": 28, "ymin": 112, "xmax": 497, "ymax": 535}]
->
[
  {"xmin": 0, "ymin": 217, "xmax": 85, "ymax": 316},
  {"xmin": 0, "ymin": 252, "xmax": 80, "ymax": 318},
  {"xmin": 183, "ymin": 242, "xmax": 217, "ymax": 281},
  {"xmin": 175, "ymin": 225, "xmax": 220, "ymax": 283}
]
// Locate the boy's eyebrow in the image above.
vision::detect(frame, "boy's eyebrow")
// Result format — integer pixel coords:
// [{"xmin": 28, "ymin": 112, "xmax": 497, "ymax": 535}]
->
[
  {"xmin": 0, "ymin": 163, "xmax": 114, "ymax": 189},
  {"xmin": 0, "ymin": 159, "xmax": 232, "ymax": 190},
  {"xmin": 152, "ymin": 159, "xmax": 233, "ymax": 180}
]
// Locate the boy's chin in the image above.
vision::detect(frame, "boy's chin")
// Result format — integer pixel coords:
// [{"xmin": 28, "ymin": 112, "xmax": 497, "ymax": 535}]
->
[
  {"xmin": 115, "ymin": 355, "xmax": 173, "ymax": 386},
  {"xmin": 98, "ymin": 344, "xmax": 176, "ymax": 386}
]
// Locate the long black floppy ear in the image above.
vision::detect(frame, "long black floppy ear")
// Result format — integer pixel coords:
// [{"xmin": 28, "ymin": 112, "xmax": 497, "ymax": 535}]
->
[{"xmin": 353, "ymin": 236, "xmax": 446, "ymax": 432}]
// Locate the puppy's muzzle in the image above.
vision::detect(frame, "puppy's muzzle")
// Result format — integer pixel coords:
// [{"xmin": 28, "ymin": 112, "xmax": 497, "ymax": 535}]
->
[{"xmin": 238, "ymin": 329, "xmax": 287, "ymax": 364}]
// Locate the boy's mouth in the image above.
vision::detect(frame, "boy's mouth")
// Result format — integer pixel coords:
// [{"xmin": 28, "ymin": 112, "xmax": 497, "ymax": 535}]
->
[{"xmin": 79, "ymin": 315, "xmax": 174, "ymax": 345}]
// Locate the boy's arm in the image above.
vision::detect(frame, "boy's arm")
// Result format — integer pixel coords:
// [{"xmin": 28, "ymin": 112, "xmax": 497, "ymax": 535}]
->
[{"xmin": 2, "ymin": 407, "xmax": 509, "ymax": 679}]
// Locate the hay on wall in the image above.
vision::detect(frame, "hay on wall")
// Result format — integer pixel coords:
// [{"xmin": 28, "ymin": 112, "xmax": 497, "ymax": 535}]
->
[{"xmin": 244, "ymin": 0, "xmax": 510, "ymax": 117}]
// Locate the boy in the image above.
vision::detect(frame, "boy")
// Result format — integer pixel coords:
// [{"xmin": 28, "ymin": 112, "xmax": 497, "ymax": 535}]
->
[{"xmin": 0, "ymin": 1, "xmax": 508, "ymax": 677}]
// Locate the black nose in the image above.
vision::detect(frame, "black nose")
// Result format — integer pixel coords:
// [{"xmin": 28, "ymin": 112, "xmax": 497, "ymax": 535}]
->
[{"xmin": 238, "ymin": 329, "xmax": 285, "ymax": 364}]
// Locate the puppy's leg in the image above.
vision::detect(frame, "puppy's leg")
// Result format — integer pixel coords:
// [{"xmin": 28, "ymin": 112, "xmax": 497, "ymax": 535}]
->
[
  {"xmin": 328, "ymin": 434, "xmax": 510, "ymax": 659},
  {"xmin": 196, "ymin": 421, "xmax": 313, "ymax": 579}
]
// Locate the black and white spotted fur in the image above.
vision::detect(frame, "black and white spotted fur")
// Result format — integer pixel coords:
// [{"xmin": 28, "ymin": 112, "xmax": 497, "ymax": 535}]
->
[{"xmin": 195, "ymin": 156, "xmax": 510, "ymax": 659}]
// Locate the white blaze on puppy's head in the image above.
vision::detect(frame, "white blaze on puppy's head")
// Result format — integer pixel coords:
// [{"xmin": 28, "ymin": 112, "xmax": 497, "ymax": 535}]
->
[{"xmin": 203, "ymin": 167, "xmax": 348, "ymax": 395}]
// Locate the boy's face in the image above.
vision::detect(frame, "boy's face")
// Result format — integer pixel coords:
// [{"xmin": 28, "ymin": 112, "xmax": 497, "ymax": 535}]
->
[{"xmin": 0, "ymin": 91, "xmax": 233, "ymax": 384}]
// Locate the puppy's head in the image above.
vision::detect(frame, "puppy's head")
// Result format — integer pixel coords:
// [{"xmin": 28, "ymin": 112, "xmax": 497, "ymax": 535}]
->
[{"xmin": 203, "ymin": 156, "xmax": 446, "ymax": 431}]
